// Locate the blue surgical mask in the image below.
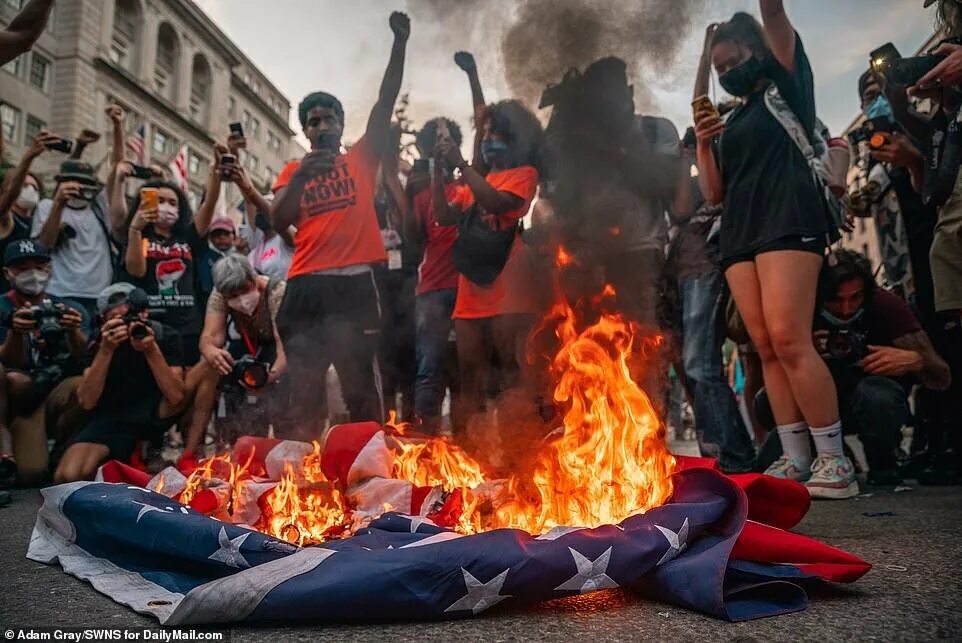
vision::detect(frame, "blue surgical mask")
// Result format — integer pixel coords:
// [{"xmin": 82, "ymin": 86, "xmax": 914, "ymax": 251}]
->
[
  {"xmin": 481, "ymin": 139, "xmax": 509, "ymax": 167},
  {"xmin": 864, "ymin": 95, "xmax": 894, "ymax": 122}
]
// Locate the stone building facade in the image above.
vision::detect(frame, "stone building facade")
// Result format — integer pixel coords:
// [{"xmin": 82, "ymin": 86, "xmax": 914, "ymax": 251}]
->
[{"xmin": 0, "ymin": 0, "xmax": 303, "ymax": 209}]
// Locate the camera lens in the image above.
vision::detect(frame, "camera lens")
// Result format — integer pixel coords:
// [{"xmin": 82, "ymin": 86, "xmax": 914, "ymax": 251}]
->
[{"xmin": 129, "ymin": 323, "xmax": 148, "ymax": 340}]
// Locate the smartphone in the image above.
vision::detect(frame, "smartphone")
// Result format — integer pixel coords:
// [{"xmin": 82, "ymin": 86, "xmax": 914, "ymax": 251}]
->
[
  {"xmin": 219, "ymin": 154, "xmax": 236, "ymax": 181},
  {"xmin": 130, "ymin": 164, "xmax": 154, "ymax": 180},
  {"xmin": 691, "ymin": 95, "xmax": 719, "ymax": 121},
  {"xmin": 870, "ymin": 43, "xmax": 902, "ymax": 73},
  {"xmin": 229, "ymin": 122, "xmax": 244, "ymax": 138},
  {"xmin": 44, "ymin": 137, "xmax": 73, "ymax": 154},
  {"xmin": 140, "ymin": 187, "xmax": 159, "ymax": 212}
]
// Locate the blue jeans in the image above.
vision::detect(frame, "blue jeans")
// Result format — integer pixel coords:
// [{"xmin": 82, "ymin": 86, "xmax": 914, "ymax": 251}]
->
[
  {"xmin": 415, "ymin": 288, "xmax": 457, "ymax": 431},
  {"xmin": 680, "ymin": 270, "xmax": 756, "ymax": 472}
]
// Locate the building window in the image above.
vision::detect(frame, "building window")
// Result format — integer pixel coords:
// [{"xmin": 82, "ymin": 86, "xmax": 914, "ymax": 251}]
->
[
  {"xmin": 858, "ymin": 218, "xmax": 866, "ymax": 234},
  {"xmin": 228, "ymin": 96, "xmax": 236, "ymax": 118},
  {"xmin": 1, "ymin": 54, "xmax": 22, "ymax": 76},
  {"xmin": 111, "ymin": 0, "xmax": 142, "ymax": 73},
  {"xmin": 242, "ymin": 109, "xmax": 252, "ymax": 131},
  {"xmin": 1, "ymin": 104, "xmax": 22, "ymax": 144},
  {"xmin": 188, "ymin": 189, "xmax": 203, "ymax": 211},
  {"xmin": 188, "ymin": 151, "xmax": 202, "ymax": 175},
  {"xmin": 154, "ymin": 23, "xmax": 180, "ymax": 102},
  {"xmin": 245, "ymin": 153, "xmax": 258, "ymax": 173},
  {"xmin": 3, "ymin": 0, "xmax": 24, "ymax": 10},
  {"xmin": 29, "ymin": 53, "xmax": 50, "ymax": 92},
  {"xmin": 153, "ymin": 129, "xmax": 169, "ymax": 155},
  {"xmin": 189, "ymin": 54, "xmax": 211, "ymax": 125},
  {"xmin": 250, "ymin": 117, "xmax": 260, "ymax": 141},
  {"xmin": 25, "ymin": 115, "xmax": 45, "ymax": 142},
  {"xmin": 267, "ymin": 131, "xmax": 281, "ymax": 152}
]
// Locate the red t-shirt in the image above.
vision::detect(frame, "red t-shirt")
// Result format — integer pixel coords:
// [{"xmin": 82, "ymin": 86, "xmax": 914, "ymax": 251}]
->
[
  {"xmin": 451, "ymin": 166, "xmax": 539, "ymax": 320},
  {"xmin": 272, "ymin": 136, "xmax": 386, "ymax": 277},
  {"xmin": 414, "ymin": 183, "xmax": 461, "ymax": 296}
]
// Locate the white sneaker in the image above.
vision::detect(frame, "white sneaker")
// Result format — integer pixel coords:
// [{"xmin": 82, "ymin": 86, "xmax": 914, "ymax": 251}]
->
[
  {"xmin": 763, "ymin": 456, "xmax": 812, "ymax": 483},
  {"xmin": 805, "ymin": 455, "xmax": 859, "ymax": 499}
]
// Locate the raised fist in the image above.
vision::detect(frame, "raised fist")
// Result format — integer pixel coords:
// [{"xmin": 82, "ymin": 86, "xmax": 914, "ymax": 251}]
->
[
  {"xmin": 105, "ymin": 105, "xmax": 125, "ymax": 124},
  {"xmin": 389, "ymin": 11, "xmax": 410, "ymax": 41},
  {"xmin": 454, "ymin": 51, "xmax": 476, "ymax": 73}
]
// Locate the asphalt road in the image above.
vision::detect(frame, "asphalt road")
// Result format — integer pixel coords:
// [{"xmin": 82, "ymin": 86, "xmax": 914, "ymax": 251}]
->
[{"xmin": 2, "ymin": 482, "xmax": 961, "ymax": 642}]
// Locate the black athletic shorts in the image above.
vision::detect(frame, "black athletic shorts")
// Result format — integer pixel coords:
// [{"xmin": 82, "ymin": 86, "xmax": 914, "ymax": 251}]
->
[
  {"xmin": 721, "ymin": 234, "xmax": 826, "ymax": 271},
  {"xmin": 69, "ymin": 416, "xmax": 173, "ymax": 462}
]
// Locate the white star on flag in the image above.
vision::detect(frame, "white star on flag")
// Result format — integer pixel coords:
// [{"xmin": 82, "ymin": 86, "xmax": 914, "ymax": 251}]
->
[
  {"xmin": 655, "ymin": 518, "xmax": 690, "ymax": 566},
  {"xmin": 208, "ymin": 526, "xmax": 251, "ymax": 569},
  {"xmin": 444, "ymin": 567, "xmax": 511, "ymax": 614},
  {"xmin": 555, "ymin": 546, "xmax": 619, "ymax": 593}
]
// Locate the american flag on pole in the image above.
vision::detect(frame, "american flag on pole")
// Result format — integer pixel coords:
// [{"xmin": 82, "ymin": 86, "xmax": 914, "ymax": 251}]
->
[
  {"xmin": 168, "ymin": 143, "xmax": 189, "ymax": 192},
  {"xmin": 27, "ymin": 424, "xmax": 870, "ymax": 626},
  {"xmin": 126, "ymin": 123, "xmax": 145, "ymax": 164}
]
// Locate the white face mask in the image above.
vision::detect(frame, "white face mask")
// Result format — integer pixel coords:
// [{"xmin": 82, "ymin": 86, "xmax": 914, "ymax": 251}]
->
[
  {"xmin": 66, "ymin": 198, "xmax": 88, "ymax": 210},
  {"xmin": 157, "ymin": 203, "xmax": 179, "ymax": 227},
  {"xmin": 227, "ymin": 289, "xmax": 260, "ymax": 316},
  {"xmin": 12, "ymin": 268, "xmax": 51, "ymax": 296},
  {"xmin": 15, "ymin": 186, "xmax": 39, "ymax": 211}
]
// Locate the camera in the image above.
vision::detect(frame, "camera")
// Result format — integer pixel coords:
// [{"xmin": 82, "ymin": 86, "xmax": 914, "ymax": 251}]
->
[
  {"xmin": 28, "ymin": 300, "xmax": 64, "ymax": 345},
  {"xmin": 871, "ymin": 39, "xmax": 962, "ymax": 88},
  {"xmin": 120, "ymin": 288, "xmax": 152, "ymax": 340},
  {"xmin": 824, "ymin": 329, "xmax": 869, "ymax": 365},
  {"xmin": 130, "ymin": 164, "xmax": 155, "ymax": 180},
  {"xmin": 219, "ymin": 154, "xmax": 236, "ymax": 181},
  {"xmin": 231, "ymin": 355, "xmax": 270, "ymax": 389},
  {"xmin": 77, "ymin": 184, "xmax": 100, "ymax": 202},
  {"xmin": 848, "ymin": 116, "xmax": 896, "ymax": 150}
]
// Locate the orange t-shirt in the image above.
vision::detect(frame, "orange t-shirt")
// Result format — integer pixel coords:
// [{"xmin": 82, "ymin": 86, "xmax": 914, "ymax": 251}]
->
[
  {"xmin": 451, "ymin": 166, "xmax": 539, "ymax": 320},
  {"xmin": 272, "ymin": 136, "xmax": 386, "ymax": 277}
]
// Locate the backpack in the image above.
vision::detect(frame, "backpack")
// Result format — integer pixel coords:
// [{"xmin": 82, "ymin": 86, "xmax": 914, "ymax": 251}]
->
[
  {"xmin": 452, "ymin": 203, "xmax": 518, "ymax": 286},
  {"xmin": 763, "ymin": 85, "xmax": 847, "ymax": 242}
]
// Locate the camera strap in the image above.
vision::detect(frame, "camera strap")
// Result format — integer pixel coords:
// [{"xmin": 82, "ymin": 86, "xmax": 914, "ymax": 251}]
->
[{"xmin": 89, "ymin": 199, "xmax": 122, "ymax": 280}]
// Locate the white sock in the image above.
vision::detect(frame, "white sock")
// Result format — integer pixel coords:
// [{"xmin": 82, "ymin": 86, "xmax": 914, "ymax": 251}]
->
[
  {"xmin": 810, "ymin": 421, "xmax": 844, "ymax": 458},
  {"xmin": 776, "ymin": 421, "xmax": 812, "ymax": 466}
]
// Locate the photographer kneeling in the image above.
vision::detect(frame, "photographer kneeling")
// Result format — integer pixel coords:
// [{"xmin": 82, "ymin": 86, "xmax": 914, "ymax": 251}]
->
[
  {"xmin": 0, "ymin": 240, "xmax": 88, "ymax": 485},
  {"xmin": 177, "ymin": 255, "xmax": 287, "ymax": 473},
  {"xmin": 757, "ymin": 250, "xmax": 950, "ymax": 486},
  {"xmin": 53, "ymin": 283, "xmax": 185, "ymax": 483}
]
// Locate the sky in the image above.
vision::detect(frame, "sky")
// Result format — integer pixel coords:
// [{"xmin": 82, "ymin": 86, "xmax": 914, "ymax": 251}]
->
[{"xmin": 193, "ymin": 0, "xmax": 936, "ymax": 150}]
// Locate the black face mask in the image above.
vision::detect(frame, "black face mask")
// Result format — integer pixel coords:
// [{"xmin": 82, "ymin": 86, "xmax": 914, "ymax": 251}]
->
[
  {"xmin": 254, "ymin": 213, "xmax": 272, "ymax": 232},
  {"xmin": 719, "ymin": 56, "xmax": 766, "ymax": 97}
]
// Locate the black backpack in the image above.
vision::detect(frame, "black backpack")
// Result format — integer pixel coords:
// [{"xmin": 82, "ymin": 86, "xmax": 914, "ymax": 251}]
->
[{"xmin": 452, "ymin": 203, "xmax": 518, "ymax": 286}]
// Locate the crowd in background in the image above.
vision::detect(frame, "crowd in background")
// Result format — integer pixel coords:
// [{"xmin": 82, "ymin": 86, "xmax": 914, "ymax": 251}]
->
[{"xmin": 0, "ymin": 0, "xmax": 959, "ymax": 505}]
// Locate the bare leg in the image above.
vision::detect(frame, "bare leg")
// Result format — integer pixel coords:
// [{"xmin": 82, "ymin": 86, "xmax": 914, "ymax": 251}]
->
[
  {"xmin": 54, "ymin": 442, "xmax": 110, "ymax": 483},
  {"xmin": 755, "ymin": 251, "xmax": 839, "ymax": 428},
  {"xmin": 725, "ymin": 261, "xmax": 803, "ymax": 426},
  {"xmin": 179, "ymin": 361, "xmax": 221, "ymax": 455}
]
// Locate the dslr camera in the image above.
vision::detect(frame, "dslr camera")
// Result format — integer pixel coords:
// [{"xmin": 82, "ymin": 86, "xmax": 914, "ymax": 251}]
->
[
  {"xmin": 120, "ymin": 288, "xmax": 154, "ymax": 341},
  {"xmin": 823, "ymin": 328, "xmax": 869, "ymax": 367},
  {"xmin": 28, "ymin": 299, "xmax": 65, "ymax": 345},
  {"xmin": 231, "ymin": 355, "xmax": 270, "ymax": 389}
]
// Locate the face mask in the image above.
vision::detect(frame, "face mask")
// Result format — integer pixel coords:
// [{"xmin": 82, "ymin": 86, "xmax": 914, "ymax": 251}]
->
[
  {"xmin": 481, "ymin": 139, "xmax": 509, "ymax": 167},
  {"xmin": 157, "ymin": 203, "xmax": 179, "ymax": 227},
  {"xmin": 255, "ymin": 213, "xmax": 272, "ymax": 232},
  {"xmin": 227, "ymin": 290, "xmax": 260, "ymax": 316},
  {"xmin": 66, "ymin": 199, "xmax": 88, "ymax": 210},
  {"xmin": 208, "ymin": 240, "xmax": 234, "ymax": 254},
  {"xmin": 864, "ymin": 95, "xmax": 894, "ymax": 122},
  {"xmin": 719, "ymin": 56, "xmax": 766, "ymax": 97},
  {"xmin": 13, "ymin": 268, "xmax": 51, "ymax": 296},
  {"xmin": 820, "ymin": 307, "xmax": 864, "ymax": 328},
  {"xmin": 15, "ymin": 186, "xmax": 39, "ymax": 211}
]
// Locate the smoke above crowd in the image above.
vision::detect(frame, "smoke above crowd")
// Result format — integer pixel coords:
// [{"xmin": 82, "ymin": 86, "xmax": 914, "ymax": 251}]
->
[{"xmin": 406, "ymin": 0, "xmax": 705, "ymax": 114}]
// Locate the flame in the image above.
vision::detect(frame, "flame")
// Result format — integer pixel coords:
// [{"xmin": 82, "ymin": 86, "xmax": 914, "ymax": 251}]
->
[
  {"xmin": 556, "ymin": 246, "xmax": 574, "ymax": 267},
  {"xmin": 260, "ymin": 460, "xmax": 345, "ymax": 546}
]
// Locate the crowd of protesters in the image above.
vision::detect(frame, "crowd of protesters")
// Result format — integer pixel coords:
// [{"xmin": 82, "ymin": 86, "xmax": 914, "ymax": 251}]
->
[{"xmin": 0, "ymin": 0, "xmax": 959, "ymax": 505}]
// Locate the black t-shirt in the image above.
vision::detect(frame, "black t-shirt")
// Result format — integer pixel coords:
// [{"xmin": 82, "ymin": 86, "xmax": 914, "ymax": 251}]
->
[
  {"xmin": 86, "ymin": 322, "xmax": 184, "ymax": 423},
  {"xmin": 719, "ymin": 35, "xmax": 827, "ymax": 260},
  {"xmin": 121, "ymin": 226, "xmax": 205, "ymax": 336},
  {"xmin": 0, "ymin": 215, "xmax": 32, "ymax": 292}
]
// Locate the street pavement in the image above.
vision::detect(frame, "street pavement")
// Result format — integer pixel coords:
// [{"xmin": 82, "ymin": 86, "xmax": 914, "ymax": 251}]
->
[{"xmin": 2, "ymin": 480, "xmax": 960, "ymax": 642}]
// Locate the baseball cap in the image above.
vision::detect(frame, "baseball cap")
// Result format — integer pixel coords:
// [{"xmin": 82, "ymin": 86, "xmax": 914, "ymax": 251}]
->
[
  {"xmin": 4, "ymin": 239, "xmax": 51, "ymax": 267},
  {"xmin": 208, "ymin": 217, "xmax": 236, "ymax": 234},
  {"xmin": 96, "ymin": 282, "xmax": 137, "ymax": 314}
]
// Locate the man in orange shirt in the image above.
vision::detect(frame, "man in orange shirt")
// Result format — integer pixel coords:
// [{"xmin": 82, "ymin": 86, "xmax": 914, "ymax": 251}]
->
[{"xmin": 270, "ymin": 12, "xmax": 410, "ymax": 436}]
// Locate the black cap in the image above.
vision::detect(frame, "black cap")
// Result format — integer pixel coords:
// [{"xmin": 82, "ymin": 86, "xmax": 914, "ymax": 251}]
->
[
  {"xmin": 3, "ymin": 239, "xmax": 51, "ymax": 267},
  {"xmin": 54, "ymin": 159, "xmax": 98, "ymax": 184}
]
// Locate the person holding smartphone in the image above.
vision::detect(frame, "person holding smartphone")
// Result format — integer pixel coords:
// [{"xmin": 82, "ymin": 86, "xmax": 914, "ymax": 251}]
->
[{"xmin": 693, "ymin": 1, "xmax": 855, "ymax": 498}]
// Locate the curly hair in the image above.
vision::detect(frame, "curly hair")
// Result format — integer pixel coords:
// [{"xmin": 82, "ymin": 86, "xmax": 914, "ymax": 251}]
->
[
  {"xmin": 415, "ymin": 117, "xmax": 464, "ymax": 157},
  {"xmin": 298, "ymin": 91, "xmax": 344, "ymax": 128},
  {"xmin": 124, "ymin": 180, "xmax": 194, "ymax": 237},
  {"xmin": 487, "ymin": 99, "xmax": 544, "ymax": 170},
  {"xmin": 711, "ymin": 12, "xmax": 774, "ymax": 61}
]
